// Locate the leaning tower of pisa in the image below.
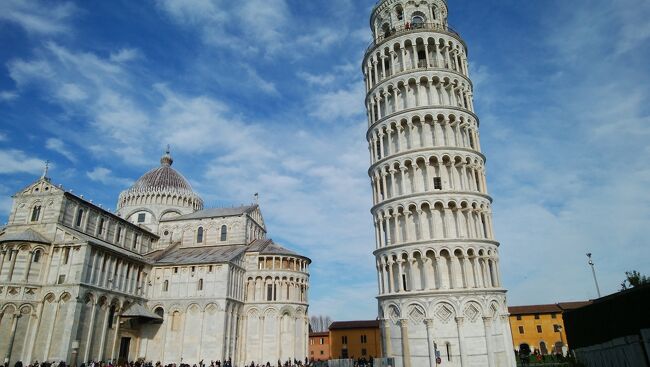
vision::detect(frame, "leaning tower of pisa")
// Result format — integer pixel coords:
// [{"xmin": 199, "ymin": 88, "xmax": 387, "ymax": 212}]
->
[{"xmin": 364, "ymin": 1, "xmax": 515, "ymax": 366}]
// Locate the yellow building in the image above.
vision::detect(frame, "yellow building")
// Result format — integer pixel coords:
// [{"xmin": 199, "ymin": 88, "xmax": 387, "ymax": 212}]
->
[
  {"xmin": 509, "ymin": 301, "xmax": 590, "ymax": 355},
  {"xmin": 329, "ymin": 320, "xmax": 383, "ymax": 360}
]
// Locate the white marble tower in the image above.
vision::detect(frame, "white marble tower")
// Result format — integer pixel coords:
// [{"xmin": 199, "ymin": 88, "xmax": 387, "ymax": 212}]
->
[{"xmin": 363, "ymin": 1, "xmax": 515, "ymax": 366}]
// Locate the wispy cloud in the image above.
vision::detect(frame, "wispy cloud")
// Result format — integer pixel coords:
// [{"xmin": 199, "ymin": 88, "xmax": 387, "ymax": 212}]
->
[
  {"xmin": 86, "ymin": 167, "xmax": 132, "ymax": 187},
  {"xmin": 0, "ymin": 91, "xmax": 19, "ymax": 102},
  {"xmin": 0, "ymin": 0, "xmax": 75, "ymax": 35},
  {"xmin": 45, "ymin": 138, "xmax": 77, "ymax": 162},
  {"xmin": 0, "ymin": 149, "xmax": 45, "ymax": 174}
]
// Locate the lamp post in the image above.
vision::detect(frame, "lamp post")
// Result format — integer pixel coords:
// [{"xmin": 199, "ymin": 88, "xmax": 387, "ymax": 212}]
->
[{"xmin": 586, "ymin": 253, "xmax": 601, "ymax": 298}]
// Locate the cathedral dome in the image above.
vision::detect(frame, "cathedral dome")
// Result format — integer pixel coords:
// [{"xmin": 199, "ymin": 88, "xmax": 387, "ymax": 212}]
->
[
  {"xmin": 117, "ymin": 148, "xmax": 204, "ymax": 221},
  {"xmin": 127, "ymin": 151, "xmax": 194, "ymax": 195}
]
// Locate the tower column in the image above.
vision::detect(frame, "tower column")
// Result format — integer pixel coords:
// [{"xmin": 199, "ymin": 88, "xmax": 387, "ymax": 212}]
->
[
  {"xmin": 424, "ymin": 319, "xmax": 436, "ymax": 367},
  {"xmin": 399, "ymin": 319, "xmax": 411, "ymax": 367}
]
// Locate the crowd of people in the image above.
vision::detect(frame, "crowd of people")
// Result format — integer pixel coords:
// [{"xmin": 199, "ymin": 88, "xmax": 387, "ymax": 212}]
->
[{"xmin": 4, "ymin": 358, "xmax": 318, "ymax": 367}]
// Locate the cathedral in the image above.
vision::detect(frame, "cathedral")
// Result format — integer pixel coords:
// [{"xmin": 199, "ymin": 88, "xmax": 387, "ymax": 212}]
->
[{"xmin": 0, "ymin": 150, "xmax": 310, "ymax": 366}]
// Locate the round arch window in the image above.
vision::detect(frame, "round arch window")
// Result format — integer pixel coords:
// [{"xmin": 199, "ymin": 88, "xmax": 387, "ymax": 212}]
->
[{"xmin": 412, "ymin": 15, "xmax": 425, "ymax": 28}]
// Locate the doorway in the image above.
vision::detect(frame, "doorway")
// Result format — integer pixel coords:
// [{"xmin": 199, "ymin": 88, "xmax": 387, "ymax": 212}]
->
[{"xmin": 119, "ymin": 337, "xmax": 131, "ymax": 363}]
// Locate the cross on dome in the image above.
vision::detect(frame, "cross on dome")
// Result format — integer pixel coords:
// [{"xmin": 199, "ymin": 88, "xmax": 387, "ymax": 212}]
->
[{"xmin": 160, "ymin": 145, "xmax": 174, "ymax": 166}]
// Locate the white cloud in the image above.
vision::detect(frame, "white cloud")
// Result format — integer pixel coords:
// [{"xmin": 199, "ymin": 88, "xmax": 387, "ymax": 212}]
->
[
  {"xmin": 297, "ymin": 71, "xmax": 336, "ymax": 86},
  {"xmin": 0, "ymin": 149, "xmax": 45, "ymax": 175},
  {"xmin": 0, "ymin": 133, "xmax": 6, "ymax": 142},
  {"xmin": 309, "ymin": 82, "xmax": 366, "ymax": 121},
  {"xmin": 0, "ymin": 91, "xmax": 19, "ymax": 101},
  {"xmin": 109, "ymin": 48, "xmax": 142, "ymax": 63},
  {"xmin": 45, "ymin": 138, "xmax": 77, "ymax": 162},
  {"xmin": 0, "ymin": 0, "xmax": 75, "ymax": 35},
  {"xmin": 86, "ymin": 167, "xmax": 132, "ymax": 187}
]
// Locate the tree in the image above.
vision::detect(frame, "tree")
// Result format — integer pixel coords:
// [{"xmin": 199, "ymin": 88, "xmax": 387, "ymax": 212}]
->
[
  {"xmin": 620, "ymin": 270, "xmax": 650, "ymax": 290},
  {"xmin": 309, "ymin": 315, "xmax": 332, "ymax": 332}
]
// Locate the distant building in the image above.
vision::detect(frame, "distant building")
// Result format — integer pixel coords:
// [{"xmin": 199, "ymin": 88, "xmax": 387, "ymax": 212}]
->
[
  {"xmin": 508, "ymin": 301, "xmax": 591, "ymax": 355},
  {"xmin": 309, "ymin": 332, "xmax": 330, "ymax": 361},
  {"xmin": 564, "ymin": 284, "xmax": 650, "ymax": 367},
  {"xmin": 329, "ymin": 320, "xmax": 382, "ymax": 360}
]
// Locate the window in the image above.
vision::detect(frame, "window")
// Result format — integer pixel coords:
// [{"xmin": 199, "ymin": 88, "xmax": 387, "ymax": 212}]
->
[
  {"xmin": 133, "ymin": 234, "xmax": 139, "ymax": 249},
  {"xmin": 75, "ymin": 208, "xmax": 84, "ymax": 227},
  {"xmin": 137, "ymin": 213, "xmax": 146, "ymax": 223},
  {"xmin": 208, "ymin": 265, "xmax": 213, "ymax": 273},
  {"xmin": 551, "ymin": 314, "xmax": 557, "ymax": 319},
  {"xmin": 518, "ymin": 326, "xmax": 524, "ymax": 334},
  {"xmin": 342, "ymin": 336, "xmax": 348, "ymax": 344},
  {"xmin": 163, "ymin": 280, "xmax": 169, "ymax": 292},
  {"xmin": 108, "ymin": 306, "xmax": 116, "ymax": 328},
  {"xmin": 537, "ymin": 325, "xmax": 542, "ymax": 333},
  {"xmin": 98, "ymin": 218, "xmax": 105, "ymax": 235},
  {"xmin": 191, "ymin": 266, "xmax": 195, "ymax": 273},
  {"xmin": 361, "ymin": 348, "xmax": 367, "ymax": 356},
  {"xmin": 534, "ymin": 314, "xmax": 540, "ymax": 320},
  {"xmin": 31, "ymin": 205, "xmax": 42, "ymax": 222},
  {"xmin": 412, "ymin": 15, "xmax": 425, "ymax": 28},
  {"xmin": 63, "ymin": 248, "xmax": 70, "ymax": 264},
  {"xmin": 33, "ymin": 250, "xmax": 41, "ymax": 263},
  {"xmin": 402, "ymin": 273, "xmax": 408, "ymax": 291},
  {"xmin": 58, "ymin": 274, "xmax": 66, "ymax": 284},
  {"xmin": 173, "ymin": 267, "xmax": 179, "ymax": 274},
  {"xmin": 320, "ymin": 338, "xmax": 324, "ymax": 345},
  {"xmin": 171, "ymin": 311, "xmax": 181, "ymax": 331},
  {"xmin": 267, "ymin": 284, "xmax": 274, "ymax": 301},
  {"xmin": 361, "ymin": 335, "xmax": 368, "ymax": 344},
  {"xmin": 320, "ymin": 351, "xmax": 324, "ymax": 355},
  {"xmin": 516, "ymin": 315, "xmax": 522, "ymax": 321},
  {"xmin": 220, "ymin": 225, "xmax": 228, "ymax": 241},
  {"xmin": 116, "ymin": 227, "xmax": 123, "ymax": 243},
  {"xmin": 197, "ymin": 227, "xmax": 204, "ymax": 243},
  {"xmin": 433, "ymin": 177, "xmax": 442, "ymax": 190},
  {"xmin": 396, "ymin": 6, "xmax": 403, "ymax": 21},
  {"xmin": 198, "ymin": 279, "xmax": 203, "ymax": 291}
]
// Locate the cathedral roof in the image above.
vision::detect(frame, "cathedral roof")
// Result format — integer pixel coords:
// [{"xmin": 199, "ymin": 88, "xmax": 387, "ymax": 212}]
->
[
  {"xmin": 0, "ymin": 229, "xmax": 50, "ymax": 244},
  {"xmin": 125, "ymin": 148, "xmax": 196, "ymax": 196},
  {"xmin": 153, "ymin": 244, "xmax": 248, "ymax": 265},
  {"xmin": 160, "ymin": 205, "xmax": 257, "ymax": 222},
  {"xmin": 247, "ymin": 239, "xmax": 310, "ymax": 262}
]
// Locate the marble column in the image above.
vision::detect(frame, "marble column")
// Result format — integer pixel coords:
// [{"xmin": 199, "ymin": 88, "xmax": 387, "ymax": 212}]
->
[
  {"xmin": 455, "ymin": 317, "xmax": 467, "ymax": 366},
  {"xmin": 424, "ymin": 319, "xmax": 436, "ymax": 367},
  {"xmin": 399, "ymin": 319, "xmax": 411, "ymax": 367}
]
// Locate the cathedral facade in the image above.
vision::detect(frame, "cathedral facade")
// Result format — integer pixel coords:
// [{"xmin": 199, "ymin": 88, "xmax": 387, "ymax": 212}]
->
[
  {"xmin": 364, "ymin": 1, "xmax": 515, "ymax": 366},
  {"xmin": 0, "ymin": 150, "xmax": 310, "ymax": 366}
]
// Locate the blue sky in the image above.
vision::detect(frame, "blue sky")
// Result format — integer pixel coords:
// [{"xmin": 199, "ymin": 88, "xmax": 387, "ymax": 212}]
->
[{"xmin": 0, "ymin": 0, "xmax": 649, "ymax": 321}]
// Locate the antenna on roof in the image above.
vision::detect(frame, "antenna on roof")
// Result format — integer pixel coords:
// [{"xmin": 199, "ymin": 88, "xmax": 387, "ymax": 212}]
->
[{"xmin": 254, "ymin": 192, "xmax": 259, "ymax": 204}]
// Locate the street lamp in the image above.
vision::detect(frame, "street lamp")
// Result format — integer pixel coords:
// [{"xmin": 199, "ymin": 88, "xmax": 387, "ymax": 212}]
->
[{"xmin": 586, "ymin": 253, "xmax": 601, "ymax": 298}]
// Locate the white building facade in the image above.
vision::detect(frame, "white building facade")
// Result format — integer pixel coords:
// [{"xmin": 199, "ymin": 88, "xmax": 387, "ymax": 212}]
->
[
  {"xmin": 0, "ymin": 151, "xmax": 310, "ymax": 366},
  {"xmin": 363, "ymin": 1, "xmax": 515, "ymax": 366}
]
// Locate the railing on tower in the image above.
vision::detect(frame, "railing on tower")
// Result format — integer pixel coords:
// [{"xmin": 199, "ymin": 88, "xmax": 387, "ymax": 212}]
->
[{"xmin": 366, "ymin": 22, "xmax": 463, "ymax": 54}]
